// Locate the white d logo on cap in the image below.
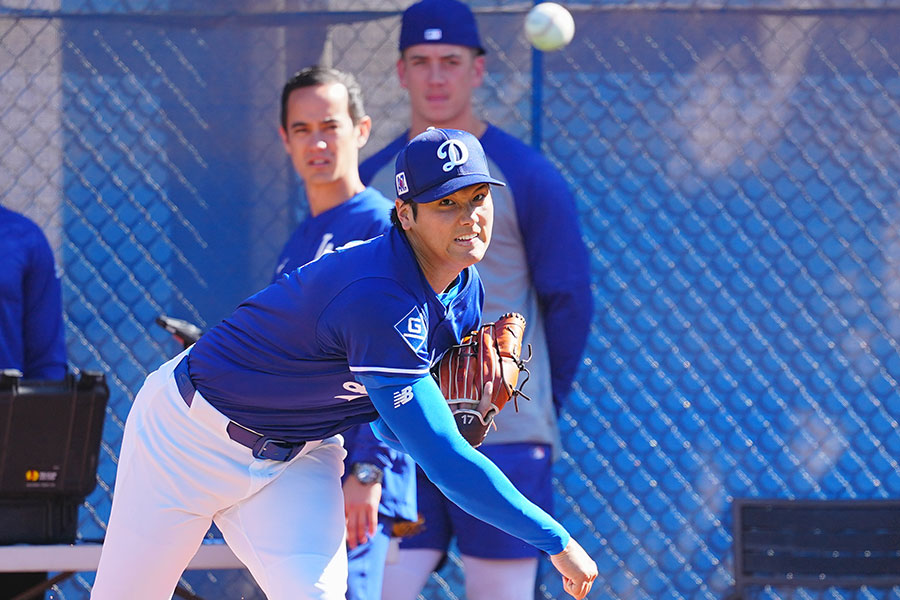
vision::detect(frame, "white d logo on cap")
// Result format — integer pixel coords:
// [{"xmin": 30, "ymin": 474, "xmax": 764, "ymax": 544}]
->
[{"xmin": 437, "ymin": 140, "xmax": 469, "ymax": 173}]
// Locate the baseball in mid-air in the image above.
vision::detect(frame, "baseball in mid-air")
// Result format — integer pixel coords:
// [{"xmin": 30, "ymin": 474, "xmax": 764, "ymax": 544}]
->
[{"xmin": 524, "ymin": 2, "xmax": 575, "ymax": 52}]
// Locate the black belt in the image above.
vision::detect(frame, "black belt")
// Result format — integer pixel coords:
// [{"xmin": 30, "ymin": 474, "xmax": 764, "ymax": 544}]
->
[{"xmin": 173, "ymin": 356, "xmax": 306, "ymax": 462}]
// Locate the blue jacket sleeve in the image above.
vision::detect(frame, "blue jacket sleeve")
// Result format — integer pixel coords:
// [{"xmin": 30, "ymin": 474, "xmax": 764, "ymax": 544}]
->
[
  {"xmin": 345, "ymin": 422, "xmax": 418, "ymax": 521},
  {"xmin": 23, "ymin": 229, "xmax": 66, "ymax": 379},
  {"xmin": 483, "ymin": 126, "xmax": 593, "ymax": 411},
  {"xmin": 344, "ymin": 422, "xmax": 395, "ymax": 469},
  {"xmin": 359, "ymin": 374, "xmax": 570, "ymax": 554},
  {"xmin": 514, "ymin": 158, "xmax": 593, "ymax": 411}
]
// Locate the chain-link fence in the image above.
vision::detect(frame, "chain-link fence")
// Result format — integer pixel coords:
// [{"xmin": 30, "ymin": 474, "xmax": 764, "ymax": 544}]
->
[{"xmin": 3, "ymin": 1, "xmax": 900, "ymax": 599}]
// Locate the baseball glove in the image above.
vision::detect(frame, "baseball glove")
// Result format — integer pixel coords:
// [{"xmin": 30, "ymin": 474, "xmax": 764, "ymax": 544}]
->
[{"xmin": 433, "ymin": 312, "xmax": 531, "ymax": 447}]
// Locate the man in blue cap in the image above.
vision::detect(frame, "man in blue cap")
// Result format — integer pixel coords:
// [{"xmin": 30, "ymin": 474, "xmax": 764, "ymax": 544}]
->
[
  {"xmin": 361, "ymin": 2, "xmax": 593, "ymax": 600},
  {"xmin": 91, "ymin": 128, "xmax": 598, "ymax": 600}
]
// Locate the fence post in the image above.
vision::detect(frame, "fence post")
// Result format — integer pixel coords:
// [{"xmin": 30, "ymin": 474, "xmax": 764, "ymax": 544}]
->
[{"xmin": 530, "ymin": 1, "xmax": 544, "ymax": 149}]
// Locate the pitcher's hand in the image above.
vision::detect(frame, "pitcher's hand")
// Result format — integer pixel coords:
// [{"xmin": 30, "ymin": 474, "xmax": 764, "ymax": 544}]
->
[{"xmin": 550, "ymin": 538, "xmax": 598, "ymax": 599}]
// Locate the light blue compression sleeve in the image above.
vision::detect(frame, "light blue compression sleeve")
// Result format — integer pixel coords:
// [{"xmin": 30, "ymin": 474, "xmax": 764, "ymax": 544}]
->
[{"xmin": 360, "ymin": 374, "xmax": 570, "ymax": 555}]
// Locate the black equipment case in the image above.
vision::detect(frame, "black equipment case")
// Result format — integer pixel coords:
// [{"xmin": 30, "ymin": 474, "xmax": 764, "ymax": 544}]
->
[{"xmin": 0, "ymin": 369, "xmax": 109, "ymax": 544}]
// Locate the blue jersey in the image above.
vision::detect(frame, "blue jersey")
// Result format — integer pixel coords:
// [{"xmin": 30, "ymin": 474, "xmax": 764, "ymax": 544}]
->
[
  {"xmin": 188, "ymin": 200, "xmax": 568, "ymax": 556},
  {"xmin": 361, "ymin": 124, "xmax": 593, "ymax": 448},
  {"xmin": 273, "ymin": 187, "xmax": 393, "ymax": 280},
  {"xmin": 0, "ymin": 207, "xmax": 66, "ymax": 379},
  {"xmin": 271, "ymin": 187, "xmax": 416, "ymax": 521},
  {"xmin": 188, "ymin": 227, "xmax": 483, "ymax": 442}
]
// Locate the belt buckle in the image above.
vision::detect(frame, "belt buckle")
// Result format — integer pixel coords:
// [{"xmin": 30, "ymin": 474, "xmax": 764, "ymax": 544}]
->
[{"xmin": 252, "ymin": 436, "xmax": 300, "ymax": 462}]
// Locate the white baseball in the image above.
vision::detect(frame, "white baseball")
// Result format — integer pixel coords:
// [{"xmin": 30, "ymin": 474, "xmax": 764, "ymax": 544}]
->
[{"xmin": 524, "ymin": 2, "xmax": 575, "ymax": 52}]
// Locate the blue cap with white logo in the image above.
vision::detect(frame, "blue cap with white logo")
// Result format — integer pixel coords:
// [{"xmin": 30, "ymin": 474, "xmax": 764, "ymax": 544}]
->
[
  {"xmin": 399, "ymin": 0, "xmax": 485, "ymax": 55},
  {"xmin": 394, "ymin": 128, "xmax": 505, "ymax": 203}
]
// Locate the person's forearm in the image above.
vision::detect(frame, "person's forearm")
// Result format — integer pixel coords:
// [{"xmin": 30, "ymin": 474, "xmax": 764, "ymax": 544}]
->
[{"xmin": 365, "ymin": 376, "xmax": 570, "ymax": 554}]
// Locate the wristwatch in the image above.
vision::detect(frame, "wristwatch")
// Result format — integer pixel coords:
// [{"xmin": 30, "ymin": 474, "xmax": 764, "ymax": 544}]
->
[{"xmin": 351, "ymin": 462, "xmax": 384, "ymax": 485}]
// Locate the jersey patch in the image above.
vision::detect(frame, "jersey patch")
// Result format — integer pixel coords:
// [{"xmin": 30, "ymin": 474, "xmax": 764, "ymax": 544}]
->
[
  {"xmin": 396, "ymin": 172, "xmax": 409, "ymax": 195},
  {"xmin": 394, "ymin": 305, "xmax": 428, "ymax": 355}
]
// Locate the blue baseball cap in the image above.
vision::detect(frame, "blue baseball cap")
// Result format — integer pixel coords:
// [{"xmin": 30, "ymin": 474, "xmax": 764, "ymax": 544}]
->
[
  {"xmin": 399, "ymin": 0, "xmax": 485, "ymax": 55},
  {"xmin": 394, "ymin": 128, "xmax": 505, "ymax": 203}
]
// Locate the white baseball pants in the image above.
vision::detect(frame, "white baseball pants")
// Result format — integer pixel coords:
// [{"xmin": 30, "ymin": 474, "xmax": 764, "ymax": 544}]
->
[{"xmin": 91, "ymin": 351, "xmax": 348, "ymax": 600}]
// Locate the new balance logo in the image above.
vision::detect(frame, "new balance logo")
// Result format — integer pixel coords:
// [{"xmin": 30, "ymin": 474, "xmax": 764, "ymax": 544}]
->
[{"xmin": 393, "ymin": 386, "xmax": 414, "ymax": 408}]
